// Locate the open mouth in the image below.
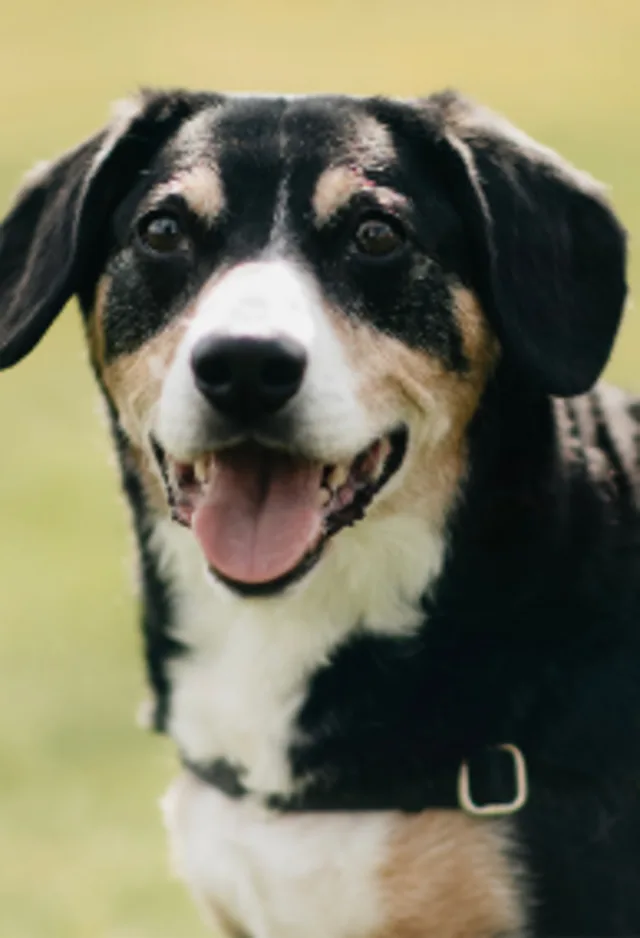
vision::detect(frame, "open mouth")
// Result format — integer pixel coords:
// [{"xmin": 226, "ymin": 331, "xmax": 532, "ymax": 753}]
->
[{"xmin": 152, "ymin": 427, "xmax": 408, "ymax": 596}]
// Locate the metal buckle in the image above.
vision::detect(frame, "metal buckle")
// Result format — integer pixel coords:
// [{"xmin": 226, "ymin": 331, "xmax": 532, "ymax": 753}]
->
[{"xmin": 457, "ymin": 743, "xmax": 528, "ymax": 817}]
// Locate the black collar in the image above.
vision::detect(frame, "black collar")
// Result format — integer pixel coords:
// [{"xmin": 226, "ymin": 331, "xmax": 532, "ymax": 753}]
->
[{"xmin": 183, "ymin": 743, "xmax": 529, "ymax": 817}]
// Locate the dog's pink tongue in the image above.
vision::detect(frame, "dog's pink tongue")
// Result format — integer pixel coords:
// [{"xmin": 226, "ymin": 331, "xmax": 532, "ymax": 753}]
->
[{"xmin": 193, "ymin": 445, "xmax": 324, "ymax": 585}]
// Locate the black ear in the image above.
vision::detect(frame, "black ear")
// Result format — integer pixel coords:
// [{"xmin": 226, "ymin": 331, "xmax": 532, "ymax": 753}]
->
[
  {"xmin": 425, "ymin": 92, "xmax": 627, "ymax": 397},
  {"xmin": 0, "ymin": 89, "xmax": 215, "ymax": 369}
]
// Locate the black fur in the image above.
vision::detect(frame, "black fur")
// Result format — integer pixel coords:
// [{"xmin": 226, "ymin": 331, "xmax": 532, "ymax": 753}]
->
[
  {"xmin": 369, "ymin": 92, "xmax": 627, "ymax": 396},
  {"xmin": 109, "ymin": 409, "xmax": 184, "ymax": 732},
  {"xmin": 0, "ymin": 90, "xmax": 638, "ymax": 935},
  {"xmin": 0, "ymin": 89, "xmax": 219, "ymax": 367}
]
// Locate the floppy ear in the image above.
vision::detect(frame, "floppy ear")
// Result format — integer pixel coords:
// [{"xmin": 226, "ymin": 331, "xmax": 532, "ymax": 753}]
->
[
  {"xmin": 0, "ymin": 90, "xmax": 213, "ymax": 369},
  {"xmin": 426, "ymin": 92, "xmax": 627, "ymax": 397}
]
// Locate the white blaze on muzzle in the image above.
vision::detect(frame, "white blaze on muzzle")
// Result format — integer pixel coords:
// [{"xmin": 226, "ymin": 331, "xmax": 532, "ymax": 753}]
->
[
  {"xmin": 189, "ymin": 260, "xmax": 318, "ymax": 347},
  {"xmin": 153, "ymin": 259, "xmax": 386, "ymax": 586},
  {"xmin": 156, "ymin": 258, "xmax": 374, "ymax": 464}
]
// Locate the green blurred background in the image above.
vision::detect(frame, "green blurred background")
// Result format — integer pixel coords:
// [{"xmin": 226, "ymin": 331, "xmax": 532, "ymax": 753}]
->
[{"xmin": 0, "ymin": 2, "xmax": 638, "ymax": 936}]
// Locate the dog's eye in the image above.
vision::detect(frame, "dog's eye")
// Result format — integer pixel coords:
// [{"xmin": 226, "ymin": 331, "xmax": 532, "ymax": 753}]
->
[
  {"xmin": 138, "ymin": 214, "xmax": 187, "ymax": 255},
  {"xmin": 353, "ymin": 218, "xmax": 405, "ymax": 258}
]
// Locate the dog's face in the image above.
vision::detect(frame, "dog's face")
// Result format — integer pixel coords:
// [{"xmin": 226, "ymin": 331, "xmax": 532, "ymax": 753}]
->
[
  {"xmin": 93, "ymin": 96, "xmax": 497, "ymax": 593},
  {"xmin": 0, "ymin": 90, "xmax": 627, "ymax": 597}
]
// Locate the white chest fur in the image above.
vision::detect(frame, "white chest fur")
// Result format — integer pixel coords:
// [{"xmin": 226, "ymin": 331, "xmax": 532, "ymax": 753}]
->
[
  {"xmin": 153, "ymin": 518, "xmax": 527, "ymax": 938},
  {"xmin": 163, "ymin": 774, "xmax": 394, "ymax": 938},
  {"xmin": 153, "ymin": 510, "xmax": 444, "ymax": 797},
  {"xmin": 163, "ymin": 773, "xmax": 527, "ymax": 938}
]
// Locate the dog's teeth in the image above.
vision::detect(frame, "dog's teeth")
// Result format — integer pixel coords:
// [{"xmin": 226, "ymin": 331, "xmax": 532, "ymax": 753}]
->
[
  {"xmin": 194, "ymin": 457, "xmax": 209, "ymax": 484},
  {"xmin": 318, "ymin": 487, "xmax": 331, "ymax": 508},
  {"xmin": 328, "ymin": 464, "xmax": 350, "ymax": 491},
  {"xmin": 373, "ymin": 440, "xmax": 391, "ymax": 478}
]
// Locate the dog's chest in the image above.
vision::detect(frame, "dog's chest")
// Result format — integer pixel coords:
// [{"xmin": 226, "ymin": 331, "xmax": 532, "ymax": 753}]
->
[
  {"xmin": 167, "ymin": 604, "xmax": 325, "ymax": 793},
  {"xmin": 156, "ymin": 516, "xmax": 442, "ymax": 796},
  {"xmin": 163, "ymin": 773, "xmax": 527, "ymax": 938},
  {"xmin": 163, "ymin": 775, "xmax": 393, "ymax": 938},
  {"xmin": 154, "ymin": 522, "xmax": 527, "ymax": 936}
]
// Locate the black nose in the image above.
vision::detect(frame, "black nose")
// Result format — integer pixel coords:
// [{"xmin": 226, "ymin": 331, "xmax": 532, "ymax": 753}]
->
[{"xmin": 191, "ymin": 335, "xmax": 308, "ymax": 421}]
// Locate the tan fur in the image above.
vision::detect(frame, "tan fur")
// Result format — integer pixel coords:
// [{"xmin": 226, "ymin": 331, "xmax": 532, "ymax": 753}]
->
[
  {"xmin": 150, "ymin": 164, "xmax": 225, "ymax": 225},
  {"xmin": 376, "ymin": 812, "xmax": 527, "ymax": 938},
  {"xmin": 93, "ymin": 299, "xmax": 192, "ymax": 512},
  {"xmin": 99, "ymin": 317, "xmax": 188, "ymax": 444},
  {"xmin": 312, "ymin": 114, "xmax": 398, "ymax": 224},
  {"xmin": 88, "ymin": 276, "xmax": 167, "ymax": 511},
  {"xmin": 330, "ymin": 286, "xmax": 498, "ymax": 531},
  {"xmin": 86, "ymin": 273, "xmax": 110, "ymax": 372},
  {"xmin": 312, "ymin": 165, "xmax": 408, "ymax": 225},
  {"xmin": 312, "ymin": 166, "xmax": 364, "ymax": 224}
]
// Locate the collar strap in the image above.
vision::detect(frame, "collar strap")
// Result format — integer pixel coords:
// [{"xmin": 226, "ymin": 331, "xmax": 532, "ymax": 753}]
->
[{"xmin": 183, "ymin": 743, "xmax": 529, "ymax": 817}]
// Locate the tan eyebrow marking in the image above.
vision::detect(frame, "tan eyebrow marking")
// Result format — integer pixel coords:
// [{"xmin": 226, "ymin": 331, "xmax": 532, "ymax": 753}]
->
[
  {"xmin": 151, "ymin": 164, "xmax": 225, "ymax": 225},
  {"xmin": 312, "ymin": 166, "xmax": 408, "ymax": 226},
  {"xmin": 312, "ymin": 166, "xmax": 365, "ymax": 224},
  {"xmin": 312, "ymin": 114, "xmax": 400, "ymax": 225}
]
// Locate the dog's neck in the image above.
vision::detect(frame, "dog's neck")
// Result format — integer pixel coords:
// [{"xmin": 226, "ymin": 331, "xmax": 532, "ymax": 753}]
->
[
  {"xmin": 108, "ymin": 401, "xmax": 448, "ymax": 789},
  {"xmin": 109, "ymin": 372, "xmax": 554, "ymax": 731}
]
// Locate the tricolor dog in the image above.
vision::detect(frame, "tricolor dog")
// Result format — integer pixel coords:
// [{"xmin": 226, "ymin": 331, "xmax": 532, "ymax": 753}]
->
[{"xmin": 1, "ymin": 89, "xmax": 639, "ymax": 937}]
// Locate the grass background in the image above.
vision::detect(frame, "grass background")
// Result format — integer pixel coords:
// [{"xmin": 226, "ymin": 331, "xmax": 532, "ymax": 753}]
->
[{"xmin": 0, "ymin": 2, "xmax": 638, "ymax": 936}]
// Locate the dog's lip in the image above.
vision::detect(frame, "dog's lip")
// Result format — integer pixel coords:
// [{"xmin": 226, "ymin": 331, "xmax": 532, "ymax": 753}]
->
[{"xmin": 151, "ymin": 426, "xmax": 408, "ymax": 594}]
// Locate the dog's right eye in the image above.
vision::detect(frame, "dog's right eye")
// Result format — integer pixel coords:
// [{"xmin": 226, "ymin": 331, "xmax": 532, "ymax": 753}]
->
[
  {"xmin": 137, "ymin": 213, "xmax": 188, "ymax": 255},
  {"xmin": 352, "ymin": 216, "xmax": 406, "ymax": 260}
]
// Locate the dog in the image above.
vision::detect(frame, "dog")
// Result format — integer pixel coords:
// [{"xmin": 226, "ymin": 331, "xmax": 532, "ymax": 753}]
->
[{"xmin": 1, "ymin": 88, "xmax": 639, "ymax": 937}]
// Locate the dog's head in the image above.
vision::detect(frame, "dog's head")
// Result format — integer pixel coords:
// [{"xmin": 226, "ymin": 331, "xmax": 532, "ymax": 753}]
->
[{"xmin": 0, "ymin": 90, "xmax": 627, "ymax": 595}]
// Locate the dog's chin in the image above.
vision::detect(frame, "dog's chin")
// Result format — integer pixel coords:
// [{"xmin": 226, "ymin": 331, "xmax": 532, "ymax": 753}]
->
[
  {"xmin": 207, "ymin": 545, "xmax": 326, "ymax": 598},
  {"xmin": 151, "ymin": 427, "xmax": 408, "ymax": 597}
]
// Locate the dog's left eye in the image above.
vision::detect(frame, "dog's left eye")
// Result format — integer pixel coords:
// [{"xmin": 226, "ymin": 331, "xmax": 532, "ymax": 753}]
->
[
  {"xmin": 353, "ymin": 218, "xmax": 405, "ymax": 258},
  {"xmin": 137, "ymin": 213, "xmax": 188, "ymax": 255}
]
